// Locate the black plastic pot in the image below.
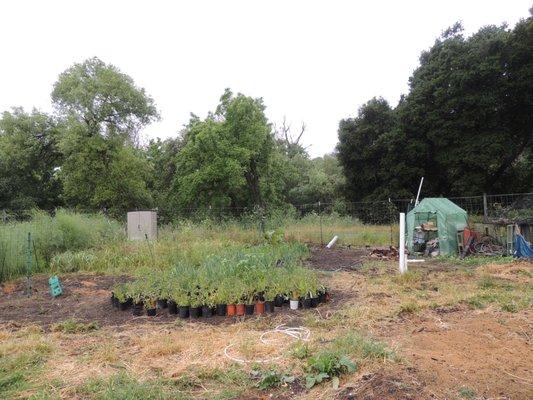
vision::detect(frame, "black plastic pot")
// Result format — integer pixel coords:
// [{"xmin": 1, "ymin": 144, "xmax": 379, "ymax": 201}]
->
[
  {"xmin": 112, "ymin": 295, "xmax": 119, "ymax": 308},
  {"xmin": 302, "ymin": 298, "xmax": 312, "ymax": 309},
  {"xmin": 156, "ymin": 299, "xmax": 168, "ymax": 309},
  {"xmin": 168, "ymin": 300, "xmax": 178, "ymax": 314},
  {"xmin": 190, "ymin": 306, "xmax": 201, "ymax": 318},
  {"xmin": 310, "ymin": 296, "xmax": 319, "ymax": 308},
  {"xmin": 110, "ymin": 293, "xmax": 116, "ymax": 306},
  {"xmin": 216, "ymin": 304, "xmax": 227, "ymax": 316},
  {"xmin": 132, "ymin": 302, "xmax": 143, "ymax": 316},
  {"xmin": 146, "ymin": 308, "xmax": 157, "ymax": 317},
  {"xmin": 274, "ymin": 295, "xmax": 284, "ymax": 308},
  {"xmin": 318, "ymin": 292, "xmax": 326, "ymax": 303},
  {"xmin": 119, "ymin": 299, "xmax": 132, "ymax": 311},
  {"xmin": 245, "ymin": 304, "xmax": 255, "ymax": 315},
  {"xmin": 178, "ymin": 305, "xmax": 190, "ymax": 319},
  {"xmin": 265, "ymin": 301, "xmax": 275, "ymax": 313},
  {"xmin": 202, "ymin": 305, "xmax": 213, "ymax": 318}
]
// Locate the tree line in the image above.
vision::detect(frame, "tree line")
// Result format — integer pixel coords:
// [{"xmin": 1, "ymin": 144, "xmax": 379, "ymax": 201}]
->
[{"xmin": 1, "ymin": 11, "xmax": 531, "ymax": 219}]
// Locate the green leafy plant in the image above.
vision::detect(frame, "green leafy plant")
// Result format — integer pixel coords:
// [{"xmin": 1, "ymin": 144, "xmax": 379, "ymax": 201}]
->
[
  {"xmin": 112, "ymin": 283, "xmax": 129, "ymax": 303},
  {"xmin": 305, "ymin": 351, "xmax": 356, "ymax": 389},
  {"xmin": 252, "ymin": 369, "xmax": 295, "ymax": 390}
]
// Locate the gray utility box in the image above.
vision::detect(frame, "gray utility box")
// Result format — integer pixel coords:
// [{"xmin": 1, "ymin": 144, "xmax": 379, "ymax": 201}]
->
[{"xmin": 127, "ymin": 211, "xmax": 157, "ymax": 240}]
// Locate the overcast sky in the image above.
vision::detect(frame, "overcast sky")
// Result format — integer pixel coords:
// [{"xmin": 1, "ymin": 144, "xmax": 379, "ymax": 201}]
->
[{"xmin": 1, "ymin": 1, "xmax": 530, "ymax": 157}]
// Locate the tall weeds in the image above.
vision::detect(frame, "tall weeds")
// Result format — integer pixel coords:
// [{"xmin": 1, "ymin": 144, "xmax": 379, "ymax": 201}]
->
[{"xmin": 0, "ymin": 210, "xmax": 122, "ymax": 282}]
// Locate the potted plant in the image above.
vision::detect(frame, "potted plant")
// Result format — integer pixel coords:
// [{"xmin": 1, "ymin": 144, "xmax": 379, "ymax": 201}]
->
[
  {"xmin": 263, "ymin": 283, "xmax": 278, "ymax": 314},
  {"xmin": 145, "ymin": 295, "xmax": 157, "ymax": 316},
  {"xmin": 129, "ymin": 282, "xmax": 144, "ymax": 316},
  {"xmin": 212, "ymin": 280, "xmax": 229, "ymax": 317},
  {"xmin": 201, "ymin": 289, "xmax": 214, "ymax": 318},
  {"xmin": 189, "ymin": 289, "xmax": 202, "ymax": 319},
  {"xmin": 244, "ymin": 288, "xmax": 256, "ymax": 316},
  {"xmin": 113, "ymin": 283, "xmax": 131, "ymax": 311},
  {"xmin": 174, "ymin": 271, "xmax": 193, "ymax": 318},
  {"xmin": 166, "ymin": 281, "xmax": 178, "ymax": 314}
]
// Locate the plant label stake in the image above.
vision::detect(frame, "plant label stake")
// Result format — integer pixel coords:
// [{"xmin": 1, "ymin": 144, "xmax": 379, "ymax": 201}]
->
[{"xmin": 49, "ymin": 276, "xmax": 63, "ymax": 297}]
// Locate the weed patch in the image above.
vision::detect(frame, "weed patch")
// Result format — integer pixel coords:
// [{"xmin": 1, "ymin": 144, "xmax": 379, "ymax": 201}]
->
[{"xmin": 51, "ymin": 319, "xmax": 99, "ymax": 334}]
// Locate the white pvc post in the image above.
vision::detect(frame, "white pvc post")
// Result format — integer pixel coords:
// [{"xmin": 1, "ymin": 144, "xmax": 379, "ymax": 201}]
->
[
  {"xmin": 399, "ymin": 213, "xmax": 407, "ymax": 274},
  {"xmin": 326, "ymin": 235, "xmax": 338, "ymax": 249}
]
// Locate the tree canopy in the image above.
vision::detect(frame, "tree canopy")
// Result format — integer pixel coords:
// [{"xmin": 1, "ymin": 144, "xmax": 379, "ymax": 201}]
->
[
  {"xmin": 337, "ymin": 13, "xmax": 533, "ymax": 201},
  {"xmin": 0, "ymin": 9, "xmax": 531, "ymax": 218}
]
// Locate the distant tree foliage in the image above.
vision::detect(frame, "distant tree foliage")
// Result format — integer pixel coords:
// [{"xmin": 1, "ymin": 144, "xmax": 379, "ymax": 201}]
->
[
  {"xmin": 52, "ymin": 58, "xmax": 157, "ymax": 215},
  {"xmin": 1, "ymin": 9, "xmax": 532, "ymax": 218},
  {"xmin": 173, "ymin": 90, "xmax": 275, "ymax": 212},
  {"xmin": 337, "ymin": 13, "xmax": 533, "ymax": 200},
  {"xmin": 0, "ymin": 108, "xmax": 62, "ymax": 209}
]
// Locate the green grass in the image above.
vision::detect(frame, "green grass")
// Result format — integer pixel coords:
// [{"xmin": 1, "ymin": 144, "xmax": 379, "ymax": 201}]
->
[
  {"xmin": 51, "ymin": 319, "xmax": 100, "ymax": 334},
  {"xmin": 0, "ymin": 329, "xmax": 53, "ymax": 399},
  {"xmin": 0, "ymin": 210, "xmax": 122, "ymax": 282},
  {"xmin": 329, "ymin": 331, "xmax": 396, "ymax": 361},
  {"xmin": 78, "ymin": 373, "xmax": 189, "ymax": 400}
]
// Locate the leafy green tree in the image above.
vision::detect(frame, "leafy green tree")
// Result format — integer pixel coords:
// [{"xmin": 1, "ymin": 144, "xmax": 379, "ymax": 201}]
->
[
  {"xmin": 145, "ymin": 136, "xmax": 183, "ymax": 220},
  {"xmin": 52, "ymin": 57, "xmax": 158, "ymax": 141},
  {"xmin": 337, "ymin": 98, "xmax": 399, "ymax": 201},
  {"xmin": 0, "ymin": 108, "xmax": 62, "ymax": 209},
  {"xmin": 338, "ymin": 11, "xmax": 532, "ymax": 200},
  {"xmin": 52, "ymin": 58, "xmax": 158, "ymax": 214},
  {"xmin": 174, "ymin": 90, "xmax": 274, "ymax": 211},
  {"xmin": 59, "ymin": 129, "xmax": 153, "ymax": 215}
]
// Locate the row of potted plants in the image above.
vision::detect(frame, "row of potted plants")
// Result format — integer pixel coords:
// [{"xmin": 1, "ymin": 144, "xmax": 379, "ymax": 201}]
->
[{"xmin": 111, "ymin": 255, "xmax": 328, "ymax": 318}]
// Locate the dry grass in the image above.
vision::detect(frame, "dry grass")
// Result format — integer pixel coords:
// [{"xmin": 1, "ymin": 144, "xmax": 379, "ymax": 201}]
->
[{"xmin": 1, "ymin": 258, "xmax": 531, "ymax": 399}]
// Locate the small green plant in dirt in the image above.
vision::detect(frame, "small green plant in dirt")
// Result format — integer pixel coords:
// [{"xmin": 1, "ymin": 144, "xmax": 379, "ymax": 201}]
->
[
  {"xmin": 305, "ymin": 351, "xmax": 356, "ymax": 389},
  {"xmin": 398, "ymin": 301, "xmax": 422, "ymax": 315},
  {"xmin": 457, "ymin": 386, "xmax": 476, "ymax": 399},
  {"xmin": 252, "ymin": 369, "xmax": 295, "ymax": 390},
  {"xmin": 52, "ymin": 319, "xmax": 99, "ymax": 333},
  {"xmin": 291, "ymin": 342, "xmax": 311, "ymax": 359}
]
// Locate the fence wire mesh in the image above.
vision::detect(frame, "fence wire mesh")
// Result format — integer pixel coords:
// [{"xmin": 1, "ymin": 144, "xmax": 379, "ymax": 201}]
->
[{"xmin": 1, "ymin": 192, "xmax": 531, "ymax": 282}]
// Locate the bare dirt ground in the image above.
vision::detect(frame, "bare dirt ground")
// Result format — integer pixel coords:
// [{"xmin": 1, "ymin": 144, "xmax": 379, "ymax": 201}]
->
[{"xmin": 1, "ymin": 248, "xmax": 532, "ymax": 400}]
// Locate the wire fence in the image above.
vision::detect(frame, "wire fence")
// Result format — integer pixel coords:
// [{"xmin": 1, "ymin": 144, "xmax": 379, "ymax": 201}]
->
[{"xmin": 0, "ymin": 192, "xmax": 531, "ymax": 282}]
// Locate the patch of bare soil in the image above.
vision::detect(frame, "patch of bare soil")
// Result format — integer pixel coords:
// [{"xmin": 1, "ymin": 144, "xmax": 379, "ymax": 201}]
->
[
  {"xmin": 379, "ymin": 309, "xmax": 532, "ymax": 400},
  {"xmin": 0, "ymin": 274, "xmax": 138, "ymax": 328},
  {"xmin": 307, "ymin": 246, "xmax": 366, "ymax": 271},
  {"xmin": 0, "ymin": 273, "xmax": 337, "ymax": 329},
  {"xmin": 336, "ymin": 368, "xmax": 427, "ymax": 399}
]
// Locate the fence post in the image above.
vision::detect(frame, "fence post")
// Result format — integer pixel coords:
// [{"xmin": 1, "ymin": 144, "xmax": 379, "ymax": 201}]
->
[
  {"xmin": 26, "ymin": 232, "xmax": 33, "ymax": 296},
  {"xmin": 483, "ymin": 193, "xmax": 488, "ymax": 220},
  {"xmin": 318, "ymin": 201, "xmax": 323, "ymax": 247},
  {"xmin": 399, "ymin": 213, "xmax": 407, "ymax": 274}
]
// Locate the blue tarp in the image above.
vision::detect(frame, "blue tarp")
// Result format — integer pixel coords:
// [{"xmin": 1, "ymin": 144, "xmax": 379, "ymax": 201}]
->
[{"xmin": 514, "ymin": 234, "xmax": 533, "ymax": 259}]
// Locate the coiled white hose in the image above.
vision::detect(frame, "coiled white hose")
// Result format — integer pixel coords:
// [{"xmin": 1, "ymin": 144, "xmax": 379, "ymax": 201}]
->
[{"xmin": 224, "ymin": 324, "xmax": 310, "ymax": 364}]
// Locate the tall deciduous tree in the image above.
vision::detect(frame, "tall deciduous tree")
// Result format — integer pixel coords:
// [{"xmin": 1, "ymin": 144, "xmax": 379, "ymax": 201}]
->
[
  {"xmin": 174, "ymin": 90, "xmax": 274, "ymax": 211},
  {"xmin": 52, "ymin": 58, "xmax": 158, "ymax": 214}
]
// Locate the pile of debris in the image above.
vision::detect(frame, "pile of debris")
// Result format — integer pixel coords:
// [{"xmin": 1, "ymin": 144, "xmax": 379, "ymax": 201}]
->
[
  {"xmin": 461, "ymin": 233, "xmax": 505, "ymax": 258},
  {"xmin": 369, "ymin": 246, "xmax": 399, "ymax": 260}
]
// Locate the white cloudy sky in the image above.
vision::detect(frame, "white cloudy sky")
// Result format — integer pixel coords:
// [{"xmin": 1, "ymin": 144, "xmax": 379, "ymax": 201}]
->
[{"xmin": 0, "ymin": 1, "xmax": 530, "ymax": 157}]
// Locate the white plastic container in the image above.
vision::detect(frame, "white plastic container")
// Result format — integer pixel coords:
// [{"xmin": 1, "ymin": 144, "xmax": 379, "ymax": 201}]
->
[{"xmin": 290, "ymin": 299, "xmax": 299, "ymax": 310}]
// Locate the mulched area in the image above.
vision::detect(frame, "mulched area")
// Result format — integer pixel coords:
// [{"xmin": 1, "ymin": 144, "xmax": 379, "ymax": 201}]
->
[{"xmin": 306, "ymin": 246, "xmax": 367, "ymax": 271}]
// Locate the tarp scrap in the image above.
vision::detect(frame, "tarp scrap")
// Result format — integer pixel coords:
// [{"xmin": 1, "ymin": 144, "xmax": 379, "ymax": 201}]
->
[{"xmin": 514, "ymin": 234, "xmax": 533, "ymax": 259}]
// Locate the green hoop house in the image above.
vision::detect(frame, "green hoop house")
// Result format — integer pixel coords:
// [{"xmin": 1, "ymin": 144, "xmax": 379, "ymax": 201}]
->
[{"xmin": 406, "ymin": 198, "xmax": 468, "ymax": 255}]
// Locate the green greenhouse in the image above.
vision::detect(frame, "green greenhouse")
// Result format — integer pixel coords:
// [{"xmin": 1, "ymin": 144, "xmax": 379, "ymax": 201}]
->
[{"xmin": 406, "ymin": 198, "xmax": 468, "ymax": 255}]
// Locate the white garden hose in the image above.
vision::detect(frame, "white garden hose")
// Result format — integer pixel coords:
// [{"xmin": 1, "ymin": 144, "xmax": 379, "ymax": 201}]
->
[{"xmin": 224, "ymin": 324, "xmax": 310, "ymax": 364}]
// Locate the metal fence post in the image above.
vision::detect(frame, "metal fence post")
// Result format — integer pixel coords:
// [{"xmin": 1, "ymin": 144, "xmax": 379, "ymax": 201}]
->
[
  {"xmin": 483, "ymin": 193, "xmax": 488, "ymax": 220},
  {"xmin": 318, "ymin": 201, "xmax": 324, "ymax": 247},
  {"xmin": 26, "ymin": 232, "xmax": 33, "ymax": 296}
]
